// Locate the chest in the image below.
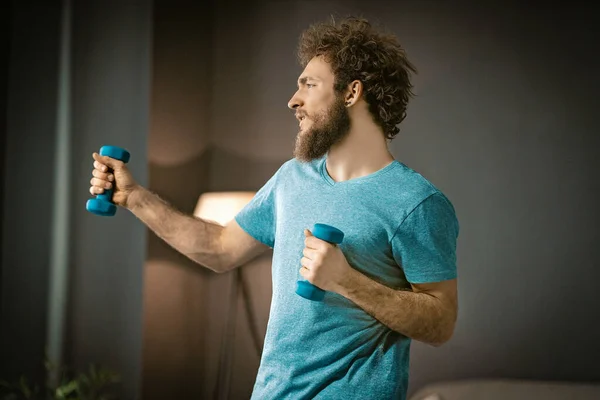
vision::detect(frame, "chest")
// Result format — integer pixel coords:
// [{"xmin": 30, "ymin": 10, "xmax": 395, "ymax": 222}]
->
[{"xmin": 273, "ymin": 181, "xmax": 406, "ymax": 286}]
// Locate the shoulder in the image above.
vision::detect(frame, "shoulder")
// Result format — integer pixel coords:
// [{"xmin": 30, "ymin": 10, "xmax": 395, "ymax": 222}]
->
[
  {"xmin": 386, "ymin": 162, "xmax": 443, "ymax": 202},
  {"xmin": 388, "ymin": 162, "xmax": 457, "ymax": 221},
  {"xmin": 259, "ymin": 158, "xmax": 319, "ymax": 192},
  {"xmin": 263, "ymin": 158, "xmax": 297, "ymax": 183}
]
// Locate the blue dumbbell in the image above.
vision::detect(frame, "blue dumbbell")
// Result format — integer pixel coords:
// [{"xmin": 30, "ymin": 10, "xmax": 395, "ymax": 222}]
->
[
  {"xmin": 296, "ymin": 223, "xmax": 345, "ymax": 301},
  {"xmin": 86, "ymin": 145, "xmax": 131, "ymax": 217}
]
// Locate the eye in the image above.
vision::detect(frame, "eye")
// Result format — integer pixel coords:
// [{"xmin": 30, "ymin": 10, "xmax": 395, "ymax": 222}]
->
[{"xmin": 306, "ymin": 83, "xmax": 315, "ymax": 88}]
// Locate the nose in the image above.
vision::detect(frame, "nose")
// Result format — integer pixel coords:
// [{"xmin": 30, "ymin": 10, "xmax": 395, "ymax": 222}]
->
[{"xmin": 288, "ymin": 90, "xmax": 302, "ymax": 110}]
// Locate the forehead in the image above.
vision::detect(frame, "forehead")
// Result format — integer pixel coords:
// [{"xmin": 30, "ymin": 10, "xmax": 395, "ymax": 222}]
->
[{"xmin": 298, "ymin": 56, "xmax": 334, "ymax": 82}]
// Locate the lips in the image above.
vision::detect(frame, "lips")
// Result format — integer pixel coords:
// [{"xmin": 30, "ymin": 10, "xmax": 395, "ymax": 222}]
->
[{"xmin": 296, "ymin": 114, "xmax": 307, "ymax": 128}]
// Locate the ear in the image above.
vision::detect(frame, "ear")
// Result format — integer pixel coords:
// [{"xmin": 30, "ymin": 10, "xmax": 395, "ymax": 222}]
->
[{"xmin": 344, "ymin": 80, "xmax": 363, "ymax": 107}]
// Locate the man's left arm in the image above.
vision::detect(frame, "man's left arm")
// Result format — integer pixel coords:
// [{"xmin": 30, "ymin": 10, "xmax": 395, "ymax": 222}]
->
[
  {"xmin": 337, "ymin": 272, "xmax": 457, "ymax": 346},
  {"xmin": 300, "ymin": 239, "xmax": 457, "ymax": 346},
  {"xmin": 300, "ymin": 192, "xmax": 459, "ymax": 346}
]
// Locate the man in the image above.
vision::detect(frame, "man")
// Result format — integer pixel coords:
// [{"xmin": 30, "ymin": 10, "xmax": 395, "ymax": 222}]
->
[{"xmin": 90, "ymin": 16, "xmax": 459, "ymax": 400}]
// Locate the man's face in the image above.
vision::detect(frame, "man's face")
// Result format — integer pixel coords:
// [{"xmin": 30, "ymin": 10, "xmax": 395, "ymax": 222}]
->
[{"xmin": 288, "ymin": 57, "xmax": 351, "ymax": 162}]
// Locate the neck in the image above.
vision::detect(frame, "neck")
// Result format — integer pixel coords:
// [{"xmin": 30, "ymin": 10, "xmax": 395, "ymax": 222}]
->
[{"xmin": 325, "ymin": 118, "xmax": 394, "ymax": 182}]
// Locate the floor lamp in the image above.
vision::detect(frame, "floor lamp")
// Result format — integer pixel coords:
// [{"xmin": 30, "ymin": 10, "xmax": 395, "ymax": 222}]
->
[{"xmin": 194, "ymin": 191, "xmax": 256, "ymax": 400}]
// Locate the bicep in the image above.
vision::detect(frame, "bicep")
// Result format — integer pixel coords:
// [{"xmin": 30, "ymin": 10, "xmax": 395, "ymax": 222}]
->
[
  {"xmin": 219, "ymin": 218, "xmax": 270, "ymax": 271},
  {"xmin": 393, "ymin": 193, "xmax": 459, "ymax": 284}
]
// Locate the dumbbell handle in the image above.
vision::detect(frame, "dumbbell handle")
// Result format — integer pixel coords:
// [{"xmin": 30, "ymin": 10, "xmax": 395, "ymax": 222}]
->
[
  {"xmin": 296, "ymin": 223, "xmax": 344, "ymax": 301},
  {"xmin": 86, "ymin": 145, "xmax": 130, "ymax": 217}
]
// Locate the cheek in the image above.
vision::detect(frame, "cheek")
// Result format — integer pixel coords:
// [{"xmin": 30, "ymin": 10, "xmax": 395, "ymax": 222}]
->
[
  {"xmin": 309, "ymin": 103, "xmax": 330, "ymax": 121},
  {"xmin": 308, "ymin": 92, "xmax": 334, "ymax": 112}
]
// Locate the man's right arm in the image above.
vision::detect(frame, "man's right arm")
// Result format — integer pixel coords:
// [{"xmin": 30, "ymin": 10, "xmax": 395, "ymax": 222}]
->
[{"xmin": 127, "ymin": 186, "xmax": 269, "ymax": 273}]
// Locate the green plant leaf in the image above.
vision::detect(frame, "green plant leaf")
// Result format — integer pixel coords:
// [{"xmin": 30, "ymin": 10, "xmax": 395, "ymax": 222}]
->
[
  {"xmin": 55, "ymin": 379, "xmax": 78, "ymax": 399},
  {"xmin": 17, "ymin": 376, "xmax": 32, "ymax": 398}
]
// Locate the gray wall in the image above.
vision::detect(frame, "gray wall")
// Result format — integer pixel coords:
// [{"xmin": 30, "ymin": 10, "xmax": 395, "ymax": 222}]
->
[
  {"xmin": 387, "ymin": 4, "xmax": 600, "ymax": 389},
  {"xmin": 145, "ymin": 0, "xmax": 600, "ymax": 399},
  {"xmin": 1, "ymin": 1, "xmax": 152, "ymax": 399},
  {"xmin": 141, "ymin": 1, "xmax": 212, "ymax": 399},
  {"xmin": 67, "ymin": 1, "xmax": 152, "ymax": 399}
]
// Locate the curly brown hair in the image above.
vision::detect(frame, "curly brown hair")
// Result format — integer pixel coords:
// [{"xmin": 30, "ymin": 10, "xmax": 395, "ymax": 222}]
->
[{"xmin": 297, "ymin": 16, "xmax": 417, "ymax": 140}]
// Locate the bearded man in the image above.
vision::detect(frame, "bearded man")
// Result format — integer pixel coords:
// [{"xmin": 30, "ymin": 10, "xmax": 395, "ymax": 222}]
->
[{"xmin": 89, "ymin": 16, "xmax": 460, "ymax": 400}]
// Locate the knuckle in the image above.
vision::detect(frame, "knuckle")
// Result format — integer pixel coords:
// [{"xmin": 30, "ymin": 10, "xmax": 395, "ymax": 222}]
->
[
  {"xmin": 91, "ymin": 178, "xmax": 104, "ymax": 187},
  {"xmin": 96, "ymin": 170, "xmax": 108, "ymax": 180}
]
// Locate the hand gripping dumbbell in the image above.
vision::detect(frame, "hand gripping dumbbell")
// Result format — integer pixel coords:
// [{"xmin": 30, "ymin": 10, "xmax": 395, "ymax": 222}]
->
[
  {"xmin": 296, "ymin": 223, "xmax": 345, "ymax": 301},
  {"xmin": 86, "ymin": 145, "xmax": 130, "ymax": 217}
]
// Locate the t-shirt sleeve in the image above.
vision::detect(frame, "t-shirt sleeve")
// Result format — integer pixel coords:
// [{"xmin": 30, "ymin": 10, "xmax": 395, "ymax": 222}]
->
[
  {"xmin": 391, "ymin": 192, "xmax": 459, "ymax": 283},
  {"xmin": 233, "ymin": 167, "xmax": 281, "ymax": 248}
]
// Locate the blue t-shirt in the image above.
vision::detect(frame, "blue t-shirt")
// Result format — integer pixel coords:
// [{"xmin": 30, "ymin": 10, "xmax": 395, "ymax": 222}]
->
[{"xmin": 234, "ymin": 156, "xmax": 459, "ymax": 400}]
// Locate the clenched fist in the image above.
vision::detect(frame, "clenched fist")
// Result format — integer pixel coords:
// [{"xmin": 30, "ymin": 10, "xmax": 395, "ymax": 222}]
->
[
  {"xmin": 300, "ymin": 228, "xmax": 352, "ymax": 293},
  {"xmin": 89, "ymin": 152, "xmax": 139, "ymax": 208}
]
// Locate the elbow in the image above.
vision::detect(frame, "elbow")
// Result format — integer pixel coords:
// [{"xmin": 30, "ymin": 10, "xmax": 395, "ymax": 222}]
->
[
  {"xmin": 429, "ymin": 335, "xmax": 451, "ymax": 348},
  {"xmin": 429, "ymin": 322, "xmax": 456, "ymax": 347},
  {"xmin": 427, "ymin": 335, "xmax": 451, "ymax": 348},
  {"xmin": 212, "ymin": 263, "xmax": 235, "ymax": 274},
  {"xmin": 207, "ymin": 252, "xmax": 240, "ymax": 274},
  {"xmin": 188, "ymin": 257, "xmax": 222, "ymax": 273},
  {"xmin": 187, "ymin": 252, "xmax": 230, "ymax": 274},
  {"xmin": 430, "ymin": 304, "xmax": 458, "ymax": 347},
  {"xmin": 212, "ymin": 252, "xmax": 239, "ymax": 273},
  {"xmin": 205, "ymin": 258, "xmax": 234, "ymax": 274},
  {"xmin": 206, "ymin": 263, "xmax": 228, "ymax": 274}
]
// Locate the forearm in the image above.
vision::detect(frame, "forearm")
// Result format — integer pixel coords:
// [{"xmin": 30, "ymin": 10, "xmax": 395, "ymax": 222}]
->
[
  {"xmin": 127, "ymin": 186, "xmax": 226, "ymax": 272},
  {"xmin": 336, "ymin": 269, "xmax": 455, "ymax": 346}
]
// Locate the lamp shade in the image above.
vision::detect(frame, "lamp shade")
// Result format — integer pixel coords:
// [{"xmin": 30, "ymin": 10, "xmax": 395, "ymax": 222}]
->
[{"xmin": 193, "ymin": 191, "xmax": 256, "ymax": 226}]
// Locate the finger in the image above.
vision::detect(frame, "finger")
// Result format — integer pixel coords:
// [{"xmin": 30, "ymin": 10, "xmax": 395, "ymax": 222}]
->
[
  {"xmin": 303, "ymin": 249, "xmax": 323, "ymax": 265},
  {"xmin": 305, "ymin": 236, "xmax": 324, "ymax": 250},
  {"xmin": 93, "ymin": 159, "xmax": 108, "ymax": 172},
  {"xmin": 304, "ymin": 229, "xmax": 314, "ymax": 237},
  {"xmin": 300, "ymin": 257, "xmax": 313, "ymax": 270},
  {"xmin": 299, "ymin": 266, "xmax": 310, "ymax": 280},
  {"xmin": 90, "ymin": 186, "xmax": 104, "ymax": 195},
  {"xmin": 304, "ymin": 236, "xmax": 316, "ymax": 249},
  {"xmin": 90, "ymin": 177, "xmax": 112, "ymax": 189},
  {"xmin": 302, "ymin": 247, "xmax": 317, "ymax": 260},
  {"xmin": 92, "ymin": 169, "xmax": 112, "ymax": 181},
  {"xmin": 93, "ymin": 152, "xmax": 124, "ymax": 170}
]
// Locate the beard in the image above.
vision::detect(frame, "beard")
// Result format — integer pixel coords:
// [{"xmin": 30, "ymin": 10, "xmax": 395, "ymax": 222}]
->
[{"xmin": 293, "ymin": 94, "xmax": 351, "ymax": 162}]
